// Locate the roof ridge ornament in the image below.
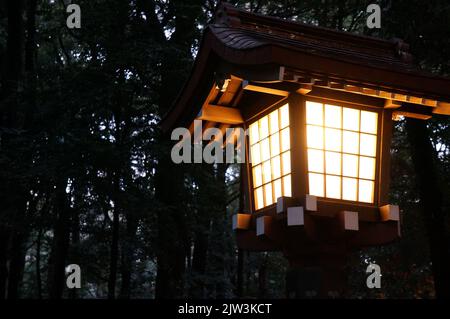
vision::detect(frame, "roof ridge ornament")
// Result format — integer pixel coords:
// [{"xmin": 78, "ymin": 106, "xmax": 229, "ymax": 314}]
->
[
  {"xmin": 214, "ymin": 1, "xmax": 241, "ymax": 26},
  {"xmin": 392, "ymin": 38, "xmax": 414, "ymax": 62}
]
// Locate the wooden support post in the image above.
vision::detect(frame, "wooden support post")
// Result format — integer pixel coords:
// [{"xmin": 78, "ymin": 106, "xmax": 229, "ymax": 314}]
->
[{"xmin": 285, "ymin": 252, "xmax": 347, "ymax": 298}]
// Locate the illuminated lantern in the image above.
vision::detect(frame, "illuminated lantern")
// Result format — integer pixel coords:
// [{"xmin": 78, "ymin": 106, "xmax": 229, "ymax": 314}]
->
[{"xmin": 161, "ymin": 3, "xmax": 450, "ymax": 297}]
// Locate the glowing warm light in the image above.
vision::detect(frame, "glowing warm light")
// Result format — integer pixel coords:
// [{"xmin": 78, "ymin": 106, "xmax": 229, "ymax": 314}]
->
[
  {"xmin": 343, "ymin": 108, "xmax": 360, "ymax": 131},
  {"xmin": 259, "ymin": 116, "xmax": 269, "ymax": 139},
  {"xmin": 342, "ymin": 177, "xmax": 357, "ymax": 201},
  {"xmin": 326, "ymin": 175, "xmax": 341, "ymax": 199},
  {"xmin": 359, "ymin": 180, "xmax": 374, "ymax": 203},
  {"xmin": 360, "ymin": 134, "xmax": 377, "ymax": 157},
  {"xmin": 280, "ymin": 104, "xmax": 290, "ymax": 128},
  {"xmin": 307, "ymin": 125, "xmax": 324, "ymax": 149},
  {"xmin": 280, "ymin": 128, "xmax": 290, "ymax": 152},
  {"xmin": 255, "ymin": 187, "xmax": 264, "ymax": 210},
  {"xmin": 325, "ymin": 104, "xmax": 342, "ymax": 128},
  {"xmin": 343, "ymin": 131, "xmax": 359, "ymax": 154},
  {"xmin": 361, "ymin": 111, "xmax": 378, "ymax": 134},
  {"xmin": 253, "ymin": 165, "xmax": 262, "ymax": 188},
  {"xmin": 325, "ymin": 151, "xmax": 341, "ymax": 175},
  {"xmin": 359, "ymin": 156, "xmax": 376, "ymax": 180},
  {"xmin": 325, "ymin": 128, "xmax": 342, "ymax": 151},
  {"xmin": 308, "ymin": 149, "xmax": 324, "ymax": 173},
  {"xmin": 281, "ymin": 151, "xmax": 291, "ymax": 175},
  {"xmin": 273, "ymin": 179, "xmax": 282, "ymax": 201},
  {"xmin": 306, "ymin": 101, "xmax": 323, "ymax": 125},
  {"xmin": 270, "ymin": 133, "xmax": 280, "ymax": 157},
  {"xmin": 249, "ymin": 122, "xmax": 259, "ymax": 145},
  {"xmin": 262, "ymin": 160, "xmax": 271, "ymax": 184},
  {"xmin": 271, "ymin": 156, "xmax": 281, "ymax": 179},
  {"xmin": 306, "ymin": 101, "xmax": 378, "ymax": 203},
  {"xmin": 249, "ymin": 104, "xmax": 292, "ymax": 210},
  {"xmin": 251, "ymin": 144, "xmax": 261, "ymax": 165},
  {"xmin": 283, "ymin": 175, "xmax": 292, "ymax": 197},
  {"xmin": 265, "ymin": 183, "xmax": 273, "ymax": 206},
  {"xmin": 260, "ymin": 138, "xmax": 270, "ymax": 162},
  {"xmin": 309, "ymin": 173, "xmax": 324, "ymax": 197},
  {"xmin": 269, "ymin": 110, "xmax": 279, "ymax": 134},
  {"xmin": 343, "ymin": 154, "xmax": 359, "ymax": 177}
]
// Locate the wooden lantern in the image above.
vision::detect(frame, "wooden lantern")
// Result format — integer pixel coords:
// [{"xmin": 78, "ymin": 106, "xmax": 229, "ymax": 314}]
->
[{"xmin": 161, "ymin": 3, "xmax": 450, "ymax": 297}]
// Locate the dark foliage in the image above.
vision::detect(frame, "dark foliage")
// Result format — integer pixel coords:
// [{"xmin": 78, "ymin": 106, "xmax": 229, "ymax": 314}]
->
[{"xmin": 0, "ymin": 0, "xmax": 448, "ymax": 299}]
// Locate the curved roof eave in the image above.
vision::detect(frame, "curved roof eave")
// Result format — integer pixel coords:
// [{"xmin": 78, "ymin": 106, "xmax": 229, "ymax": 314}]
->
[{"xmin": 161, "ymin": 26, "xmax": 450, "ymax": 132}]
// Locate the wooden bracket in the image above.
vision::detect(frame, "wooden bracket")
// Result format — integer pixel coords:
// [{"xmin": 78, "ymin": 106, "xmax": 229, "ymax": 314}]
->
[
  {"xmin": 296, "ymin": 84, "xmax": 312, "ymax": 95},
  {"xmin": 392, "ymin": 111, "xmax": 431, "ymax": 120},
  {"xmin": 384, "ymin": 99, "xmax": 402, "ymax": 109},
  {"xmin": 197, "ymin": 104, "xmax": 244, "ymax": 124},
  {"xmin": 276, "ymin": 196, "xmax": 299, "ymax": 214},
  {"xmin": 338, "ymin": 211, "xmax": 359, "ymax": 231},
  {"xmin": 287, "ymin": 207, "xmax": 304, "ymax": 226},
  {"xmin": 256, "ymin": 216, "xmax": 273, "ymax": 236},
  {"xmin": 232, "ymin": 213, "xmax": 251, "ymax": 230},
  {"xmin": 379, "ymin": 205, "xmax": 400, "ymax": 222},
  {"xmin": 242, "ymin": 80, "xmax": 289, "ymax": 97},
  {"xmin": 304, "ymin": 195, "xmax": 317, "ymax": 212}
]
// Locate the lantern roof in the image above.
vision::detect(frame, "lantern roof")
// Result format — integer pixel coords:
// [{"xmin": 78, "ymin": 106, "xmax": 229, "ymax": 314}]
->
[{"xmin": 161, "ymin": 3, "xmax": 450, "ymax": 132}]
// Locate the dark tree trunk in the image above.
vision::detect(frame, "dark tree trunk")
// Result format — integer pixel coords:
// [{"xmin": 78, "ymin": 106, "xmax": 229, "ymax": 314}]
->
[
  {"xmin": 190, "ymin": 234, "xmax": 209, "ymax": 297},
  {"xmin": 5, "ymin": 190, "xmax": 33, "ymax": 299},
  {"xmin": 68, "ymin": 203, "xmax": 80, "ymax": 299},
  {"xmin": 108, "ymin": 209, "xmax": 120, "ymax": 299},
  {"xmin": 5, "ymin": 0, "xmax": 37, "ymax": 299},
  {"xmin": 119, "ymin": 214, "xmax": 138, "ymax": 299},
  {"xmin": 24, "ymin": 0, "xmax": 37, "ymax": 129},
  {"xmin": 0, "ymin": 0, "xmax": 25, "ymax": 299},
  {"xmin": 236, "ymin": 164, "xmax": 245, "ymax": 298},
  {"xmin": 258, "ymin": 255, "xmax": 268, "ymax": 298},
  {"xmin": 189, "ymin": 164, "xmax": 213, "ymax": 298},
  {"xmin": 405, "ymin": 117, "xmax": 450, "ymax": 298},
  {"xmin": 36, "ymin": 229, "xmax": 42, "ymax": 299},
  {"xmin": 209, "ymin": 163, "xmax": 230, "ymax": 299},
  {"xmin": 151, "ymin": 0, "xmax": 204, "ymax": 299},
  {"xmin": 1, "ymin": 0, "xmax": 24, "ymax": 107},
  {"xmin": 0, "ymin": 226, "xmax": 9, "ymax": 299},
  {"xmin": 155, "ymin": 137, "xmax": 187, "ymax": 299},
  {"xmin": 6, "ymin": 227, "xmax": 26, "ymax": 299},
  {"xmin": 236, "ymin": 249, "xmax": 244, "ymax": 298},
  {"xmin": 47, "ymin": 181, "xmax": 71, "ymax": 299},
  {"xmin": 107, "ymin": 64, "xmax": 130, "ymax": 299}
]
